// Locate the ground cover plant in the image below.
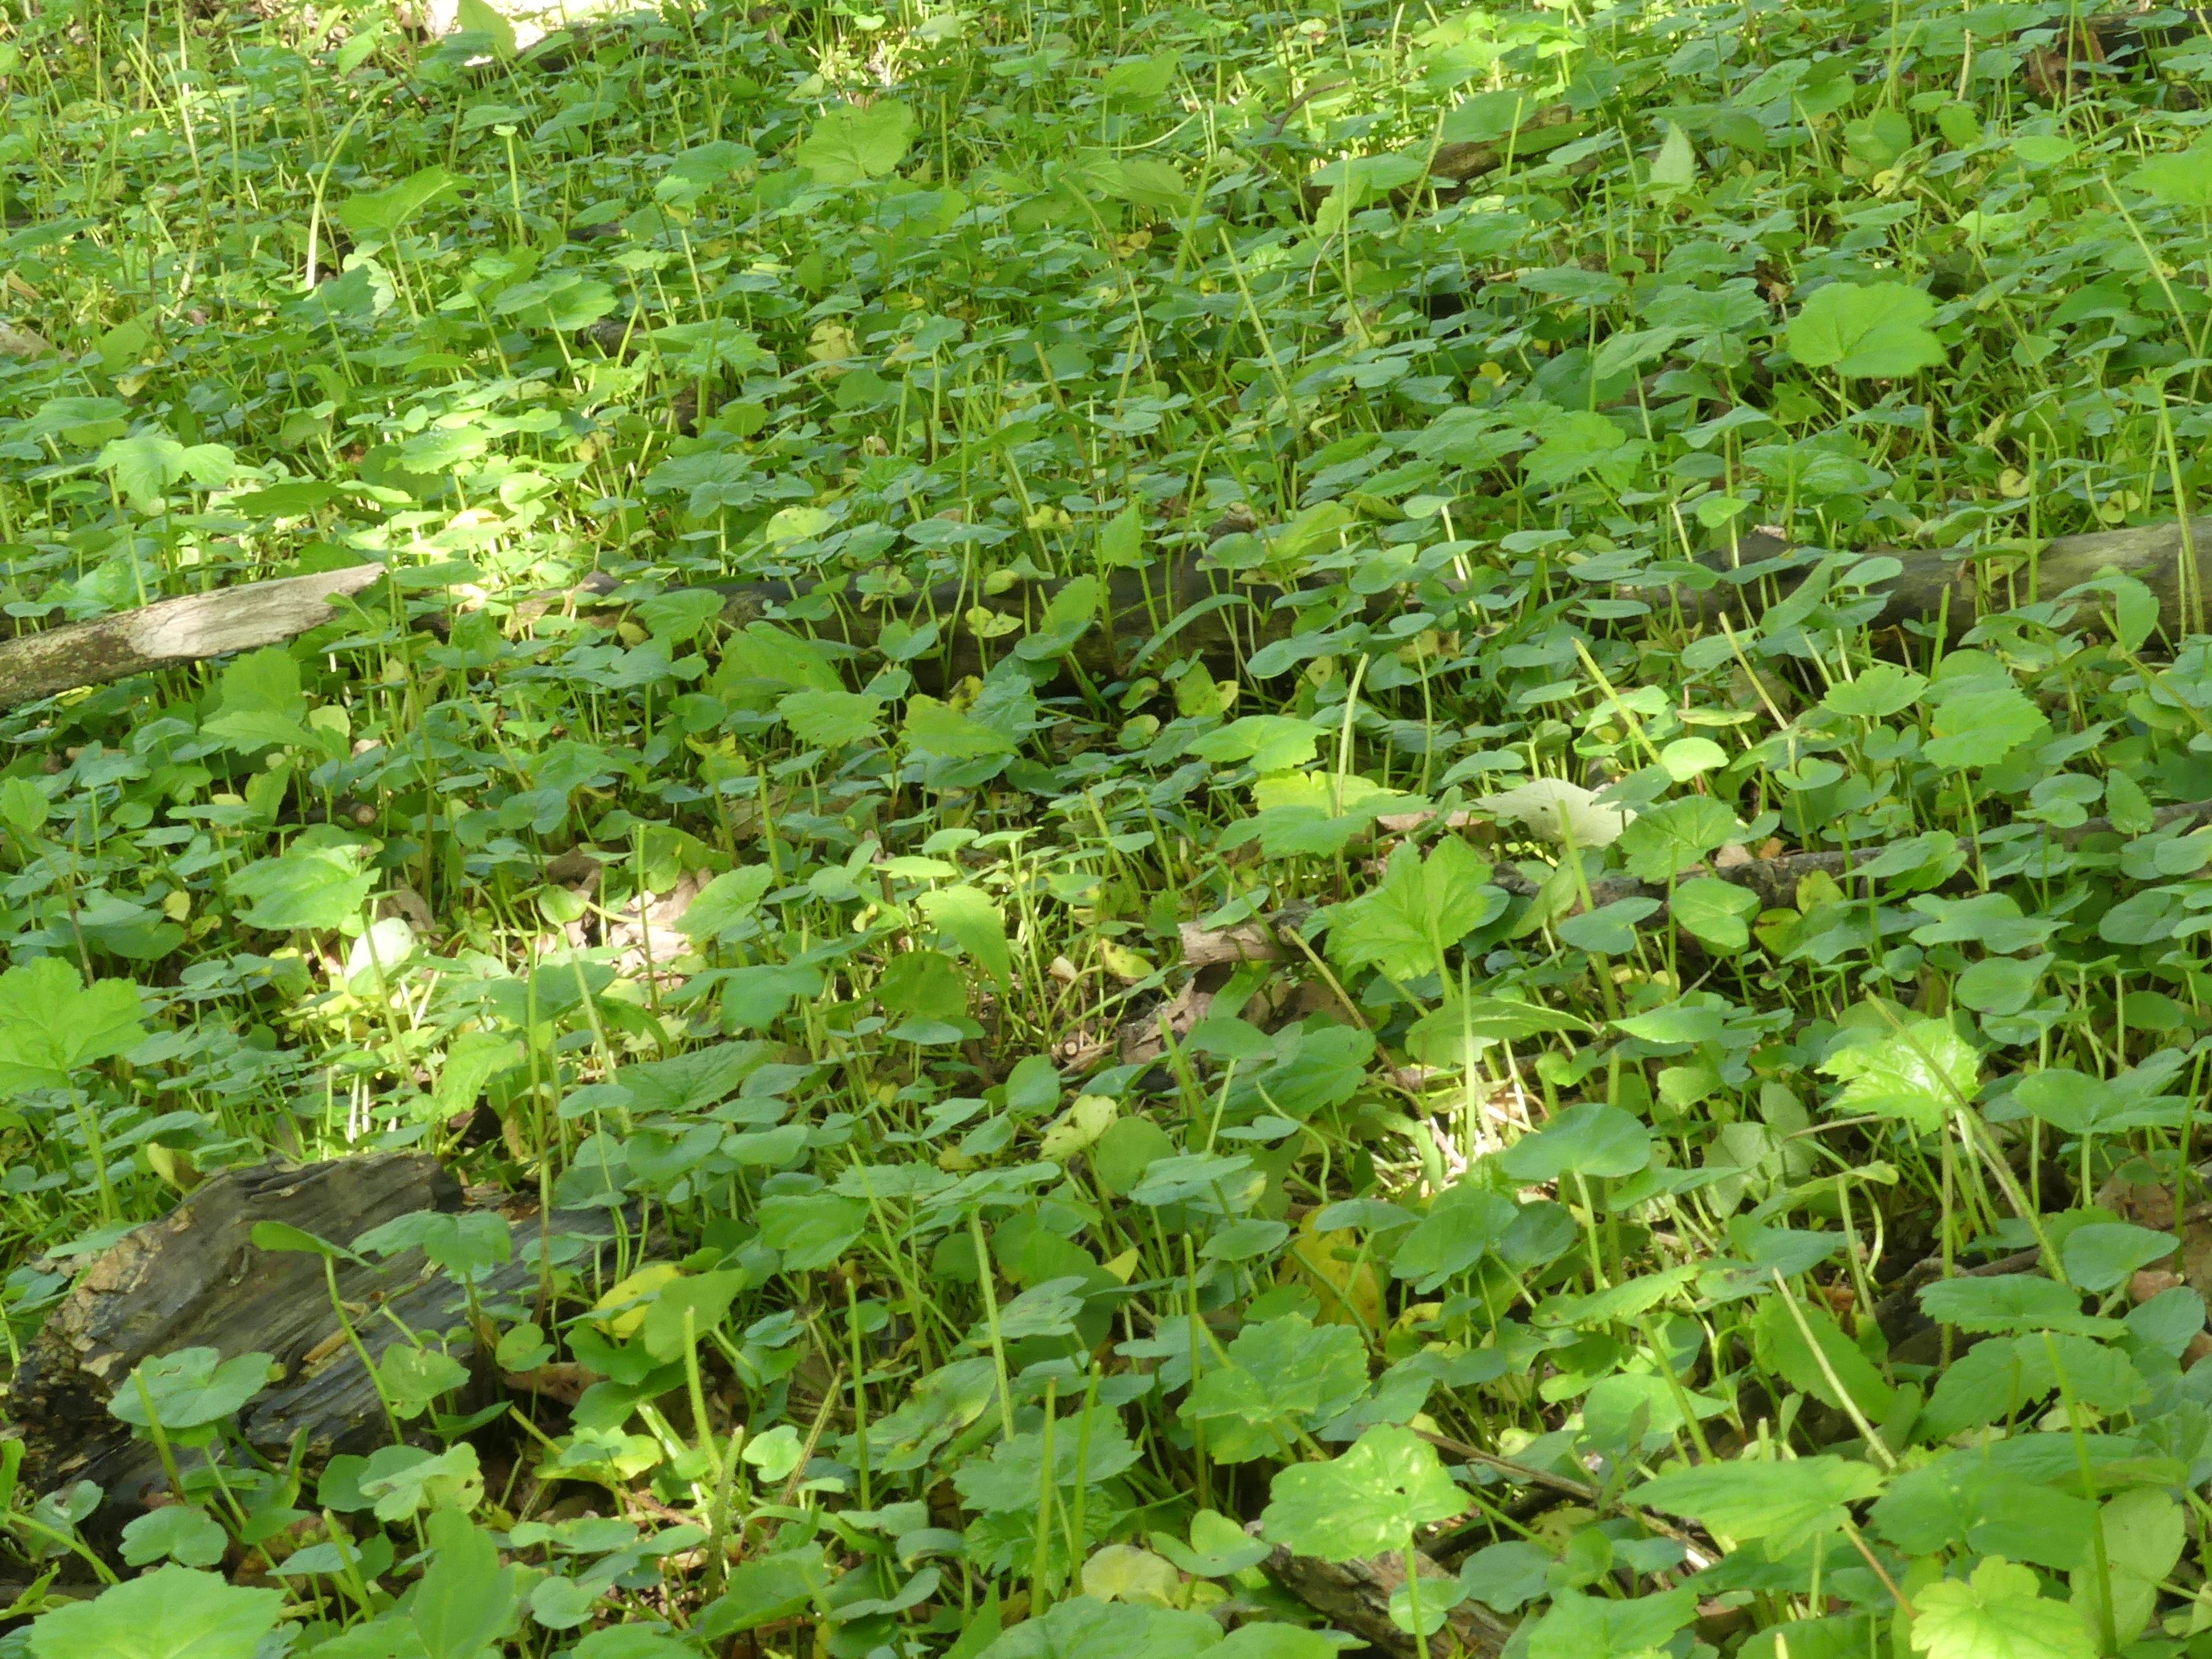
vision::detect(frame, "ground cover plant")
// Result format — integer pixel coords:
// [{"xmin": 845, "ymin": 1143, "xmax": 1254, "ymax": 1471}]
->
[{"xmin": 14, "ymin": 0, "xmax": 2212, "ymax": 1653}]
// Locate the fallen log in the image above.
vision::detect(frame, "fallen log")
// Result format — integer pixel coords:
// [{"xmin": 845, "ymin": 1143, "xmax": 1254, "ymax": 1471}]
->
[
  {"xmin": 0, "ymin": 565, "xmax": 384, "ymax": 711},
  {"xmin": 5, "ymin": 513, "xmax": 2210, "ymax": 712},
  {"xmin": 1698, "ymin": 518, "xmax": 2212, "ymax": 635},
  {"xmin": 5, "ymin": 1153, "xmax": 632, "ymax": 1535},
  {"xmin": 1254, "ymin": 1531, "xmax": 1512, "ymax": 1658}
]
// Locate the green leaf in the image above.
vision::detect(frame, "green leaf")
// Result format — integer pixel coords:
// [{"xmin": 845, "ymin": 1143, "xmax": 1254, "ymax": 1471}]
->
[
  {"xmin": 493, "ymin": 271, "xmax": 616, "ymax": 332},
  {"xmin": 1497, "ymin": 1103, "xmax": 1651, "ymax": 1182},
  {"xmin": 1955, "ymin": 954, "xmax": 2046, "ymax": 1016},
  {"xmin": 1669, "ymin": 878, "xmax": 1761, "ymax": 952},
  {"xmin": 1787, "ymin": 280, "xmax": 1946, "ymax": 379},
  {"xmin": 335, "ymin": 165, "xmax": 458, "ymax": 237},
  {"xmin": 411, "ymin": 1506, "xmax": 518, "ymax": 1659},
  {"xmin": 119, "ymin": 1504, "xmax": 229, "ymax": 1568},
  {"xmin": 1404, "ymin": 994, "xmax": 1593, "ymax": 1068},
  {"xmin": 1151, "ymin": 1510, "xmax": 1272, "ymax": 1579},
  {"xmin": 972, "ymin": 1595, "xmax": 1224, "ymax": 1658},
  {"xmin": 1648, "ymin": 121, "xmax": 1697, "ymax": 192},
  {"xmin": 1818, "ymin": 1017, "xmax": 1978, "ymax": 1134},
  {"xmin": 1327, "ymin": 837, "xmax": 1496, "ymax": 981},
  {"xmin": 955, "ymin": 1422, "xmax": 1141, "ymax": 1514},
  {"xmin": 226, "ymin": 843, "xmax": 375, "ymax": 931},
  {"xmin": 453, "ymin": 0, "xmax": 517, "ymax": 55},
  {"xmin": 0, "ymin": 957, "xmax": 146, "ymax": 1094},
  {"xmin": 1260, "ymin": 1424, "xmax": 1465, "ymax": 1561},
  {"xmin": 360, "ymin": 1442, "xmax": 482, "ymax": 1522},
  {"xmin": 798, "ymin": 102, "xmax": 917, "ymax": 185},
  {"xmin": 109, "ymin": 1347, "xmax": 273, "ymax": 1431},
  {"xmin": 1910, "ymin": 1556, "xmax": 2095, "ymax": 1659},
  {"xmin": 1555, "ymin": 896, "xmax": 1662, "ymax": 954},
  {"xmin": 639, "ymin": 1268, "xmax": 746, "ymax": 1362},
  {"xmin": 2060, "ymin": 1221, "xmax": 2176, "ymax": 1293},
  {"xmin": 757, "ymin": 1193, "xmax": 867, "ymax": 1272},
  {"xmin": 1527, "ymin": 1588, "xmax": 1699, "ymax": 1659},
  {"xmin": 904, "ymin": 695, "xmax": 1020, "ymax": 759},
  {"xmin": 1917, "ymin": 1274, "xmax": 2104, "ymax": 1335},
  {"xmin": 377, "ymin": 1345, "xmax": 469, "ymax": 1418},
  {"xmin": 1922, "ymin": 683, "xmax": 2044, "ymax": 769},
  {"xmin": 1, "ymin": 775, "xmax": 49, "ymax": 837},
  {"xmin": 1390, "ymin": 1182, "xmax": 1520, "ymax": 1291},
  {"xmin": 1186, "ymin": 716, "xmax": 1326, "ymax": 773},
  {"xmin": 1822, "ymin": 663, "xmax": 1928, "ymax": 719},
  {"xmin": 918, "ymin": 885, "xmax": 1013, "ymax": 988},
  {"xmin": 2129, "ymin": 140, "xmax": 2212, "ymax": 209},
  {"xmin": 1750, "ymin": 1294, "xmax": 1894, "ymax": 1420},
  {"xmin": 1617, "ymin": 795, "xmax": 1740, "ymax": 881},
  {"xmin": 2070, "ymin": 1488, "xmax": 2184, "ymax": 1645},
  {"xmin": 1182, "ymin": 1314, "xmax": 1370, "ymax": 1462},
  {"xmin": 27, "ymin": 1565, "xmax": 282, "ymax": 1659},
  {"xmin": 1091, "ymin": 1117, "xmax": 1175, "ymax": 1195},
  {"xmin": 777, "ymin": 688, "xmax": 883, "ymax": 749},
  {"xmin": 1459, "ymin": 1539, "xmax": 1552, "ymax": 1612},
  {"xmin": 1637, "ymin": 1455, "xmax": 1881, "ymax": 1548},
  {"xmin": 203, "ymin": 646, "xmax": 319, "ymax": 752},
  {"xmin": 698, "ymin": 1547, "xmax": 831, "ymax": 1637}
]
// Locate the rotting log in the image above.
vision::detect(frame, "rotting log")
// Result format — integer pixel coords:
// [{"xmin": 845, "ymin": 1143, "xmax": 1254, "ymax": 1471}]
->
[
  {"xmin": 1691, "ymin": 517, "xmax": 2212, "ymax": 635},
  {"xmin": 1255, "ymin": 1532, "xmax": 1513, "ymax": 1658},
  {"xmin": 6, "ymin": 514, "xmax": 2212, "ymax": 711},
  {"xmin": 4, "ymin": 1153, "xmax": 633, "ymax": 1535},
  {"xmin": 0, "ymin": 565, "xmax": 384, "ymax": 711}
]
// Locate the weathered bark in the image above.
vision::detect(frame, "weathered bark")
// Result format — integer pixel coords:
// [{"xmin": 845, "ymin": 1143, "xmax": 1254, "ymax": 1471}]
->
[
  {"xmin": 6, "ymin": 1154, "xmax": 630, "ymax": 1533},
  {"xmin": 1256, "ymin": 1535, "xmax": 1513, "ymax": 1657},
  {"xmin": 0, "ymin": 565, "xmax": 384, "ymax": 711},
  {"xmin": 1693, "ymin": 518, "xmax": 2212, "ymax": 635}
]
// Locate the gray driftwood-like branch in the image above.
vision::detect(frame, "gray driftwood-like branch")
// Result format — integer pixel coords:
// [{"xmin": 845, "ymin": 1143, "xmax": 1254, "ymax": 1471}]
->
[
  {"xmin": 2, "ymin": 513, "xmax": 2209, "ymax": 710},
  {"xmin": 0, "ymin": 565, "xmax": 384, "ymax": 711}
]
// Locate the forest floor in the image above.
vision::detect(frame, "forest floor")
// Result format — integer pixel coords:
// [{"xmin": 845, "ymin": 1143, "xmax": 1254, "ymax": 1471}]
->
[{"xmin": 4, "ymin": 0, "xmax": 2212, "ymax": 1657}]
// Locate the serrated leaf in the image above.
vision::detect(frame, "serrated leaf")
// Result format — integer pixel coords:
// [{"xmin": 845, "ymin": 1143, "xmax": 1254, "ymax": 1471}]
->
[
  {"xmin": 1788, "ymin": 280, "xmax": 1946, "ymax": 379},
  {"xmin": 798, "ymin": 102, "xmax": 916, "ymax": 185},
  {"xmin": 1260, "ymin": 1425, "xmax": 1465, "ymax": 1560},
  {"xmin": 1819, "ymin": 1017, "xmax": 1978, "ymax": 1134},
  {"xmin": 0, "ymin": 957, "xmax": 147, "ymax": 1095},
  {"xmin": 1635, "ymin": 1454, "xmax": 1882, "ymax": 1550},
  {"xmin": 1327, "ymin": 837, "xmax": 1495, "ymax": 981},
  {"xmin": 1911, "ymin": 1556, "xmax": 2095, "ymax": 1659}
]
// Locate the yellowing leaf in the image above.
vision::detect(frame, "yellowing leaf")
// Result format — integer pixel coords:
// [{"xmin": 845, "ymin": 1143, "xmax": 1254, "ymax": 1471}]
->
[{"xmin": 593, "ymin": 1263, "xmax": 685, "ymax": 1339}]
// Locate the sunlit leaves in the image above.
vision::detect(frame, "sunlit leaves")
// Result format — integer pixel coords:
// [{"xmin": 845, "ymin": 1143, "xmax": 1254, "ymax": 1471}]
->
[
  {"xmin": 798, "ymin": 101, "xmax": 917, "ymax": 185},
  {"xmin": 1260, "ymin": 1426, "xmax": 1463, "ymax": 1560},
  {"xmin": 0, "ymin": 957, "xmax": 147, "ymax": 1094},
  {"xmin": 334, "ymin": 165, "xmax": 458, "ymax": 237},
  {"xmin": 1617, "ymin": 796, "xmax": 1739, "ymax": 881},
  {"xmin": 1819, "ymin": 1016, "xmax": 1979, "ymax": 1132},
  {"xmin": 1910, "ymin": 1556, "xmax": 2095, "ymax": 1659},
  {"xmin": 1788, "ymin": 280, "xmax": 1944, "ymax": 379},
  {"xmin": 226, "ymin": 843, "xmax": 375, "ymax": 931},
  {"xmin": 1326, "ymin": 837, "xmax": 1496, "ymax": 981},
  {"xmin": 27, "ymin": 1567, "xmax": 282, "ymax": 1659}
]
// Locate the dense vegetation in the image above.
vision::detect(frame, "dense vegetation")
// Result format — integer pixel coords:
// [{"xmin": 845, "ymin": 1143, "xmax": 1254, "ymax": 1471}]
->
[{"xmin": 12, "ymin": 0, "xmax": 2212, "ymax": 1653}]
